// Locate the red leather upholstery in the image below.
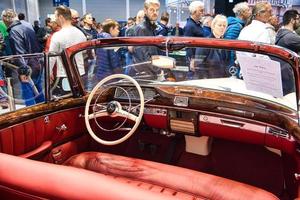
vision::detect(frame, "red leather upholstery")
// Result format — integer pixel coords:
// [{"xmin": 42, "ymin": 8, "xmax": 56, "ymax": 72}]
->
[
  {"xmin": 65, "ymin": 152, "xmax": 279, "ymax": 200},
  {"xmin": 0, "ymin": 153, "xmax": 181, "ymax": 200}
]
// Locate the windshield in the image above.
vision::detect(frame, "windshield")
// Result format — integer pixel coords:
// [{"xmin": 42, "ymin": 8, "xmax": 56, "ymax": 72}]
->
[{"xmin": 68, "ymin": 44, "xmax": 296, "ymax": 110}]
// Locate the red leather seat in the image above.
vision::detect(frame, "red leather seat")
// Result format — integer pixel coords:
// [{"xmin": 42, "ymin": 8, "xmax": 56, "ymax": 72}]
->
[{"xmin": 65, "ymin": 152, "xmax": 279, "ymax": 200}]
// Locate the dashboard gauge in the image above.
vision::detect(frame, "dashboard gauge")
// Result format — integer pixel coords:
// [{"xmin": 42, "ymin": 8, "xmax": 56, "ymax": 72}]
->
[
  {"xmin": 114, "ymin": 87, "xmax": 156, "ymax": 100},
  {"xmin": 174, "ymin": 96, "xmax": 189, "ymax": 107}
]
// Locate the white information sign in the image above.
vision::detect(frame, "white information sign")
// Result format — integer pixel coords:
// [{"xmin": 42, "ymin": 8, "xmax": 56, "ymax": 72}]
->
[{"xmin": 237, "ymin": 55, "xmax": 283, "ymax": 98}]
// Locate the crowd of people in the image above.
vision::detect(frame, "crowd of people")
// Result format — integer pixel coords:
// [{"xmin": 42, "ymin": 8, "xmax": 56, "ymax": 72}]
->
[{"xmin": 0, "ymin": 0, "xmax": 299, "ymax": 106}]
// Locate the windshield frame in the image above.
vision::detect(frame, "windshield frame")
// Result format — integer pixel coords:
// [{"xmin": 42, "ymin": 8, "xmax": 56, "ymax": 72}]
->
[{"xmin": 63, "ymin": 37, "xmax": 300, "ymax": 108}]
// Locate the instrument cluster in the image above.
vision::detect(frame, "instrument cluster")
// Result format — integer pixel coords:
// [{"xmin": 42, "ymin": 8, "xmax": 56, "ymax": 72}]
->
[{"xmin": 114, "ymin": 87, "xmax": 157, "ymax": 101}]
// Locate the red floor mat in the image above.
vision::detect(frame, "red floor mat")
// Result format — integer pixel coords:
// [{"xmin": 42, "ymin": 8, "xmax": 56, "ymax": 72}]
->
[{"xmin": 210, "ymin": 138, "xmax": 284, "ymax": 197}]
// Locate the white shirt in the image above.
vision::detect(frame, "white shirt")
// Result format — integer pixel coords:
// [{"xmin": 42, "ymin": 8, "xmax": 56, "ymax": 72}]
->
[
  {"xmin": 265, "ymin": 23, "xmax": 276, "ymax": 45},
  {"xmin": 49, "ymin": 26, "xmax": 86, "ymax": 77},
  {"xmin": 238, "ymin": 20, "xmax": 272, "ymax": 44}
]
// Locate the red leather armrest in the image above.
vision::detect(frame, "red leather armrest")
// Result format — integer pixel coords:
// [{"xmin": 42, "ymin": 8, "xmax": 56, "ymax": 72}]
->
[{"xmin": 19, "ymin": 141, "xmax": 52, "ymax": 159}]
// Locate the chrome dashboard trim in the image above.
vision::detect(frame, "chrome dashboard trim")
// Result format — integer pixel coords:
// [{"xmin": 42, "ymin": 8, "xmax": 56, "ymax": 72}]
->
[
  {"xmin": 199, "ymin": 115, "xmax": 266, "ymax": 133},
  {"xmin": 144, "ymin": 107, "xmax": 167, "ymax": 116}
]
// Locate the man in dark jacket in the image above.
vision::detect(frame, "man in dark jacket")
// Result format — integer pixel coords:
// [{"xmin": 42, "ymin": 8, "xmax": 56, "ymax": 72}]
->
[
  {"xmin": 3, "ymin": 11, "xmax": 41, "ymax": 55},
  {"xmin": 171, "ymin": 22, "xmax": 183, "ymax": 36},
  {"xmin": 2, "ymin": 9, "xmax": 44, "ymax": 106},
  {"xmin": 36, "ymin": 18, "xmax": 52, "ymax": 50},
  {"xmin": 276, "ymin": 10, "xmax": 300, "ymax": 53},
  {"xmin": 183, "ymin": 1, "xmax": 204, "ymax": 38},
  {"xmin": 131, "ymin": 0, "xmax": 161, "ymax": 78}
]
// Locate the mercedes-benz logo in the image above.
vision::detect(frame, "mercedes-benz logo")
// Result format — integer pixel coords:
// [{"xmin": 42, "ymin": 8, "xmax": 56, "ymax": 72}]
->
[
  {"xmin": 107, "ymin": 102, "xmax": 117, "ymax": 114},
  {"xmin": 229, "ymin": 65, "xmax": 238, "ymax": 76}
]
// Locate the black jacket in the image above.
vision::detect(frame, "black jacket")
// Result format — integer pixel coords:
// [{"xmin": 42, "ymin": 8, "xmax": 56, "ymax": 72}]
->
[
  {"xmin": 184, "ymin": 17, "xmax": 204, "ymax": 63},
  {"xmin": 183, "ymin": 17, "xmax": 204, "ymax": 37},
  {"xmin": 131, "ymin": 16, "xmax": 160, "ymax": 78},
  {"xmin": 155, "ymin": 21, "xmax": 169, "ymax": 36},
  {"xmin": 194, "ymin": 34, "xmax": 230, "ymax": 78},
  {"xmin": 171, "ymin": 27, "xmax": 183, "ymax": 36},
  {"xmin": 7, "ymin": 20, "xmax": 41, "ymax": 55},
  {"xmin": 132, "ymin": 16, "xmax": 159, "ymax": 63},
  {"xmin": 276, "ymin": 28, "xmax": 300, "ymax": 53}
]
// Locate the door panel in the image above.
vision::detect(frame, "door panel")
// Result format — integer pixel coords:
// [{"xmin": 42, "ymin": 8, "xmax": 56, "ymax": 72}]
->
[{"xmin": 0, "ymin": 106, "xmax": 87, "ymax": 158}]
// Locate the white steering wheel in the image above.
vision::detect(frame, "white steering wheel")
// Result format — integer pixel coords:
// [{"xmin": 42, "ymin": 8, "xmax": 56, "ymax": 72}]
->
[{"xmin": 85, "ymin": 74, "xmax": 144, "ymax": 145}]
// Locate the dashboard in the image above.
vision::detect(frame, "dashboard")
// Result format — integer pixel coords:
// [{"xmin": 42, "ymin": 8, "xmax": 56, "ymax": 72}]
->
[
  {"xmin": 142, "ymin": 105, "xmax": 295, "ymax": 154},
  {"xmin": 109, "ymin": 85, "xmax": 296, "ymax": 154}
]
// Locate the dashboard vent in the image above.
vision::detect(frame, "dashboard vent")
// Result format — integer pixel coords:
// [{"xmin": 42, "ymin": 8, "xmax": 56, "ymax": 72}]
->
[
  {"xmin": 170, "ymin": 119, "xmax": 195, "ymax": 134},
  {"xmin": 267, "ymin": 127, "xmax": 289, "ymax": 139}
]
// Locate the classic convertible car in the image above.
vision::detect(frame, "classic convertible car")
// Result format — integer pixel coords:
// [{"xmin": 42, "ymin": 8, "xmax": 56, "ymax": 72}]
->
[{"xmin": 0, "ymin": 37, "xmax": 299, "ymax": 200}]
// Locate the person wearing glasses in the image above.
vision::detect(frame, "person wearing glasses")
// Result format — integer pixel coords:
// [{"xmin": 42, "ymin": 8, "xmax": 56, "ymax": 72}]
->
[
  {"xmin": 49, "ymin": 6, "xmax": 86, "ymax": 96},
  {"xmin": 276, "ymin": 10, "xmax": 300, "ymax": 53},
  {"xmin": 132, "ymin": 0, "xmax": 160, "ymax": 65},
  {"xmin": 238, "ymin": 1, "xmax": 273, "ymax": 44}
]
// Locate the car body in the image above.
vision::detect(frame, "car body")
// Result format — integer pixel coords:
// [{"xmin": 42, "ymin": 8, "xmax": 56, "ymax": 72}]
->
[{"xmin": 0, "ymin": 37, "xmax": 299, "ymax": 199}]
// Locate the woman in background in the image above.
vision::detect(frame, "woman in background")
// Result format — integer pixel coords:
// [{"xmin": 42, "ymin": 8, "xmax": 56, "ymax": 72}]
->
[
  {"xmin": 95, "ymin": 19, "xmax": 122, "ymax": 80},
  {"xmin": 193, "ymin": 15, "xmax": 230, "ymax": 79}
]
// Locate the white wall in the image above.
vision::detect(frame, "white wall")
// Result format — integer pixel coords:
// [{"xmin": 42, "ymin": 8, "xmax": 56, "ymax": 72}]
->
[
  {"xmin": 0, "ymin": 0, "xmax": 36, "ymax": 24},
  {"xmin": 14, "ymin": 0, "xmax": 26, "ymax": 16},
  {"xmin": 86, "ymin": 0, "xmax": 126, "ymax": 21},
  {"xmin": 0, "ymin": 0, "xmax": 12, "ymax": 14},
  {"xmin": 26, "ymin": 0, "xmax": 39, "ymax": 24},
  {"xmin": 38, "ymin": 0, "xmax": 166, "ymax": 23}
]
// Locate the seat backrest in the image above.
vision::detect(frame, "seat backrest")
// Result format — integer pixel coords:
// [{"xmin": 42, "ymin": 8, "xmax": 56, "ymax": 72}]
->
[{"xmin": 65, "ymin": 152, "xmax": 279, "ymax": 200}]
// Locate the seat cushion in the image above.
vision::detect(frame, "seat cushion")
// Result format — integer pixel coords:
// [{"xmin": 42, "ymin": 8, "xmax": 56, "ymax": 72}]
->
[
  {"xmin": 65, "ymin": 152, "xmax": 279, "ymax": 200},
  {"xmin": 0, "ymin": 153, "xmax": 180, "ymax": 200}
]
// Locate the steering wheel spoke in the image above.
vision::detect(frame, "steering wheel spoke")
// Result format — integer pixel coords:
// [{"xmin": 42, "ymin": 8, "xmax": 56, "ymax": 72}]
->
[
  {"xmin": 117, "ymin": 109, "xmax": 138, "ymax": 122},
  {"xmin": 93, "ymin": 103, "xmax": 107, "ymax": 111},
  {"xmin": 88, "ymin": 110, "xmax": 108, "ymax": 120}
]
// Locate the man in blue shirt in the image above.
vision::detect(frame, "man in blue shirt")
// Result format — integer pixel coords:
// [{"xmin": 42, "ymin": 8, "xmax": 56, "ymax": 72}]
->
[
  {"xmin": 184, "ymin": 1, "xmax": 204, "ymax": 38},
  {"xmin": 183, "ymin": 1, "xmax": 205, "ymax": 77}
]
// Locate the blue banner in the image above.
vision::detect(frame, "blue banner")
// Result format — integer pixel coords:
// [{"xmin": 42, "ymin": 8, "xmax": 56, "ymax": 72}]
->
[{"xmin": 53, "ymin": 0, "xmax": 69, "ymax": 7}]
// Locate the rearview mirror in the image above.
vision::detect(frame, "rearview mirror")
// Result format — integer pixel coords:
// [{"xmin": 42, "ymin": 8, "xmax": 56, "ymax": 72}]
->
[{"xmin": 151, "ymin": 55, "xmax": 175, "ymax": 69}]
